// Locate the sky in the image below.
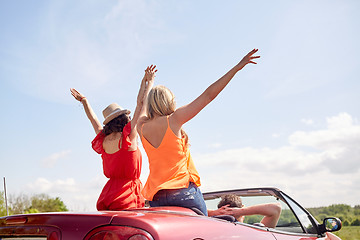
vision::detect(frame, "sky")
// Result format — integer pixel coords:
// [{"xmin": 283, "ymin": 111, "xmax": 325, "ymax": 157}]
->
[{"xmin": 0, "ymin": 0, "xmax": 359, "ymax": 212}]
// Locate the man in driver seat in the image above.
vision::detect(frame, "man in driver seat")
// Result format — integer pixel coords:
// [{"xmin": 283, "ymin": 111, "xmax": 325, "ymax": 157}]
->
[{"xmin": 215, "ymin": 194, "xmax": 281, "ymax": 228}]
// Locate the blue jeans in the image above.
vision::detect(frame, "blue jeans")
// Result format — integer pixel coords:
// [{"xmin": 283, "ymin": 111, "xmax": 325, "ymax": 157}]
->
[{"xmin": 149, "ymin": 182, "xmax": 208, "ymax": 216}]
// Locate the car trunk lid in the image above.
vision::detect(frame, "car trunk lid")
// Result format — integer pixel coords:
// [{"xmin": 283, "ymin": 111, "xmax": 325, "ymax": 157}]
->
[{"xmin": 0, "ymin": 212, "xmax": 114, "ymax": 240}]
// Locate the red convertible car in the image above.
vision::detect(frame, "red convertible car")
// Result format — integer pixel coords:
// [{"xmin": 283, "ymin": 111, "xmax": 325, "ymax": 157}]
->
[{"xmin": 0, "ymin": 187, "xmax": 342, "ymax": 239}]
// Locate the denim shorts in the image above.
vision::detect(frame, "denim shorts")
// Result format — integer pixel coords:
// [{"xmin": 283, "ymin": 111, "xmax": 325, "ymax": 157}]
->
[{"xmin": 149, "ymin": 182, "xmax": 208, "ymax": 216}]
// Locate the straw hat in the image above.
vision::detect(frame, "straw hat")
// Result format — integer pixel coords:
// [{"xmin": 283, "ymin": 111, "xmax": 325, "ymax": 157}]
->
[{"xmin": 102, "ymin": 103, "xmax": 130, "ymax": 125}]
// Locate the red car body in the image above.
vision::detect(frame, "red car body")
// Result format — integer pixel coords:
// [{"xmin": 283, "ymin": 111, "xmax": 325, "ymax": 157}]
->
[{"xmin": 0, "ymin": 188, "xmax": 342, "ymax": 240}]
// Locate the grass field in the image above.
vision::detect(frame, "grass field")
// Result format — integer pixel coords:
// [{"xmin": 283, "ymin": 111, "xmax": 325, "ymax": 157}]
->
[{"xmin": 334, "ymin": 226, "xmax": 360, "ymax": 240}]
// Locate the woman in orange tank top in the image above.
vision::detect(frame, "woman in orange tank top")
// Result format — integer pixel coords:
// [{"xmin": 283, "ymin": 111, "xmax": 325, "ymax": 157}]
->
[
  {"xmin": 70, "ymin": 65, "xmax": 157, "ymax": 210},
  {"xmin": 137, "ymin": 49, "xmax": 260, "ymax": 216}
]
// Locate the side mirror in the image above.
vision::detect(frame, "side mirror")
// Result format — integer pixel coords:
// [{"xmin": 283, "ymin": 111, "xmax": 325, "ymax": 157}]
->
[{"xmin": 319, "ymin": 217, "xmax": 342, "ymax": 233}]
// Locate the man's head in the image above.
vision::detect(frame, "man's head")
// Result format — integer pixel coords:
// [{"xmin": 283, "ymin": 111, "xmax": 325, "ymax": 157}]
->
[{"xmin": 218, "ymin": 194, "xmax": 243, "ymax": 208}]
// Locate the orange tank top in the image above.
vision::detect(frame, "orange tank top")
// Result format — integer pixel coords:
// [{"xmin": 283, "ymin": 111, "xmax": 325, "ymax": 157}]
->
[{"xmin": 141, "ymin": 117, "xmax": 201, "ymax": 200}]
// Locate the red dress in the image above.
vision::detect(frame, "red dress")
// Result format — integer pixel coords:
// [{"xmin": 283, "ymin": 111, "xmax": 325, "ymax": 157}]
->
[{"xmin": 92, "ymin": 122, "xmax": 144, "ymax": 210}]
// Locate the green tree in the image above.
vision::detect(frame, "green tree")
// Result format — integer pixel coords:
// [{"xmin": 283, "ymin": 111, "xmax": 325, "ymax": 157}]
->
[
  {"xmin": 351, "ymin": 218, "xmax": 360, "ymax": 226},
  {"xmin": 0, "ymin": 191, "xmax": 8, "ymax": 216},
  {"xmin": 277, "ymin": 209, "xmax": 299, "ymax": 226},
  {"xmin": 317, "ymin": 213, "xmax": 327, "ymax": 222},
  {"xmin": 9, "ymin": 193, "xmax": 31, "ymax": 215},
  {"xmin": 342, "ymin": 220, "xmax": 350, "ymax": 226},
  {"xmin": 308, "ymin": 204, "xmax": 360, "ymax": 228},
  {"xmin": 327, "ymin": 204, "xmax": 351, "ymax": 214},
  {"xmin": 243, "ymin": 215, "xmax": 263, "ymax": 224},
  {"xmin": 354, "ymin": 205, "xmax": 360, "ymax": 216},
  {"xmin": 26, "ymin": 194, "xmax": 68, "ymax": 213},
  {"xmin": 8, "ymin": 193, "xmax": 68, "ymax": 214}
]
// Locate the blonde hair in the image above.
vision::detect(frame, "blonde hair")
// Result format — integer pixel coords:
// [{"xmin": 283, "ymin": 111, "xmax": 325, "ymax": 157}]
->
[
  {"xmin": 147, "ymin": 85, "xmax": 189, "ymax": 144},
  {"xmin": 147, "ymin": 85, "xmax": 176, "ymax": 119}
]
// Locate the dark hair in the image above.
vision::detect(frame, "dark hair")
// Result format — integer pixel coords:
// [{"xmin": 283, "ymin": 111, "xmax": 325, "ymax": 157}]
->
[
  {"xmin": 218, "ymin": 194, "xmax": 243, "ymax": 208},
  {"xmin": 102, "ymin": 114, "xmax": 129, "ymax": 136}
]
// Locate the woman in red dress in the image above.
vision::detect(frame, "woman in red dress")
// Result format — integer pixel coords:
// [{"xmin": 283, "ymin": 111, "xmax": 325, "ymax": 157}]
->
[{"xmin": 70, "ymin": 65, "xmax": 157, "ymax": 210}]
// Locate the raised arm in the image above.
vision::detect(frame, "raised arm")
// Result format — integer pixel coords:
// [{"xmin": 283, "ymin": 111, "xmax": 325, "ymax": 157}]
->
[
  {"xmin": 70, "ymin": 88, "xmax": 103, "ymax": 135},
  {"xmin": 129, "ymin": 65, "xmax": 157, "ymax": 140},
  {"xmin": 171, "ymin": 49, "xmax": 259, "ymax": 127},
  {"xmin": 228, "ymin": 203, "xmax": 281, "ymax": 228}
]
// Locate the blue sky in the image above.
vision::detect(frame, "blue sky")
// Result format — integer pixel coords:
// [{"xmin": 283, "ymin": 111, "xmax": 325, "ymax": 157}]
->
[{"xmin": 1, "ymin": 0, "xmax": 359, "ymax": 211}]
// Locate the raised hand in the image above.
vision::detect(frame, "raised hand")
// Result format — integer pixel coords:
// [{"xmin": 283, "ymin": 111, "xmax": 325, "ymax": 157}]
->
[
  {"xmin": 216, "ymin": 205, "xmax": 233, "ymax": 215},
  {"xmin": 70, "ymin": 88, "xmax": 102, "ymax": 134},
  {"xmin": 136, "ymin": 65, "xmax": 157, "ymax": 106},
  {"xmin": 144, "ymin": 64, "xmax": 157, "ymax": 83},
  {"xmin": 70, "ymin": 88, "xmax": 86, "ymax": 102},
  {"xmin": 236, "ymin": 49, "xmax": 260, "ymax": 70}
]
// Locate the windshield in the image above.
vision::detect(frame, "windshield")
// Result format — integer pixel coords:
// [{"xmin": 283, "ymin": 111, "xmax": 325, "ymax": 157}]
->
[{"xmin": 281, "ymin": 193, "xmax": 318, "ymax": 234}]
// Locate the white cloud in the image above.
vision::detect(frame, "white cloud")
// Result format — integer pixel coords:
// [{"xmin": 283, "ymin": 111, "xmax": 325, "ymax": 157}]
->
[
  {"xmin": 272, "ymin": 133, "xmax": 281, "ymax": 138},
  {"xmin": 301, "ymin": 118, "xmax": 314, "ymax": 126},
  {"xmin": 197, "ymin": 146, "xmax": 321, "ymax": 176},
  {"xmin": 26, "ymin": 176, "xmax": 107, "ymax": 211},
  {"xmin": 210, "ymin": 143, "xmax": 223, "ymax": 148},
  {"xmin": 289, "ymin": 113, "xmax": 360, "ymax": 173},
  {"xmin": 27, "ymin": 178, "xmax": 53, "ymax": 192},
  {"xmin": 290, "ymin": 113, "xmax": 359, "ymax": 148},
  {"xmin": 196, "ymin": 113, "xmax": 360, "ymax": 207},
  {"xmin": 41, "ymin": 150, "xmax": 71, "ymax": 168},
  {"xmin": 27, "ymin": 177, "xmax": 77, "ymax": 193}
]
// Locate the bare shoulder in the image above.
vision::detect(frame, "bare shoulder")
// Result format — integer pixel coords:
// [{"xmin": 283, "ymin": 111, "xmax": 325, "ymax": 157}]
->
[
  {"xmin": 136, "ymin": 116, "xmax": 149, "ymax": 133},
  {"xmin": 142, "ymin": 116, "xmax": 168, "ymax": 134},
  {"xmin": 168, "ymin": 111, "xmax": 184, "ymax": 131},
  {"xmin": 137, "ymin": 116, "xmax": 149, "ymax": 125}
]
